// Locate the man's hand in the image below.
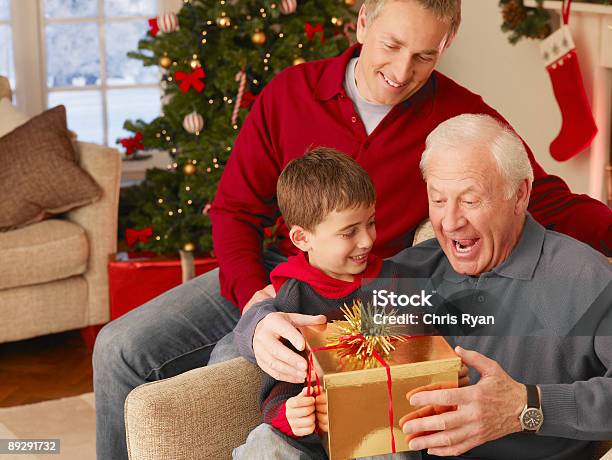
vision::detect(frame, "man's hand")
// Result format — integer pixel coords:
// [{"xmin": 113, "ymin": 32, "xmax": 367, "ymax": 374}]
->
[
  {"xmin": 253, "ymin": 311, "xmax": 326, "ymax": 383},
  {"xmin": 286, "ymin": 388, "xmax": 316, "ymax": 437},
  {"xmin": 242, "ymin": 284, "xmax": 277, "ymax": 315},
  {"xmin": 401, "ymin": 346, "xmax": 526, "ymax": 457}
]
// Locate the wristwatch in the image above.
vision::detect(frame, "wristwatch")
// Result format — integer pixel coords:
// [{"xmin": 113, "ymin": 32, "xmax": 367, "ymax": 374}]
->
[{"xmin": 519, "ymin": 384, "xmax": 544, "ymax": 432}]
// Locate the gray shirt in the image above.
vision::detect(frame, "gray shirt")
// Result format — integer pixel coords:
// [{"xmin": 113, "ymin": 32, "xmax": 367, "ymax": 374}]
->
[
  {"xmin": 343, "ymin": 57, "xmax": 392, "ymax": 135},
  {"xmin": 235, "ymin": 215, "xmax": 612, "ymax": 459}
]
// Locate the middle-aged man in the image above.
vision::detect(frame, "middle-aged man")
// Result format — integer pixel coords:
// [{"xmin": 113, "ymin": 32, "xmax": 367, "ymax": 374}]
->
[
  {"xmin": 92, "ymin": 1, "xmax": 612, "ymax": 458},
  {"xmin": 235, "ymin": 114, "xmax": 612, "ymax": 459}
]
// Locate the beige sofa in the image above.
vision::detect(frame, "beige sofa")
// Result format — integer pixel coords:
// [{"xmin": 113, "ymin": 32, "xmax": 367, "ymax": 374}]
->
[
  {"xmin": 124, "ymin": 222, "xmax": 612, "ymax": 460},
  {"xmin": 0, "ymin": 76, "xmax": 121, "ymax": 344}
]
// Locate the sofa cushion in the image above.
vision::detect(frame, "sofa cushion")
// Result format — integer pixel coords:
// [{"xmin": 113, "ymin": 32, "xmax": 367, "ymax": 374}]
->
[
  {"xmin": 0, "ymin": 219, "xmax": 89, "ymax": 290},
  {"xmin": 0, "ymin": 105, "xmax": 102, "ymax": 231},
  {"xmin": 0, "ymin": 97, "xmax": 28, "ymax": 137}
]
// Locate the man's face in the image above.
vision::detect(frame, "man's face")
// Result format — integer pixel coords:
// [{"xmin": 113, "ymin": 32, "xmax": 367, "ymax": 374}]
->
[
  {"xmin": 425, "ymin": 146, "xmax": 529, "ymax": 276},
  {"xmin": 302, "ymin": 205, "xmax": 376, "ymax": 282},
  {"xmin": 355, "ymin": 0, "xmax": 451, "ymax": 106}
]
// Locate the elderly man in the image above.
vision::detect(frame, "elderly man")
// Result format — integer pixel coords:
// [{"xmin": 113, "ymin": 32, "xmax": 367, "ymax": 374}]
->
[
  {"xmin": 235, "ymin": 114, "xmax": 611, "ymax": 459},
  {"xmin": 93, "ymin": 1, "xmax": 612, "ymax": 457}
]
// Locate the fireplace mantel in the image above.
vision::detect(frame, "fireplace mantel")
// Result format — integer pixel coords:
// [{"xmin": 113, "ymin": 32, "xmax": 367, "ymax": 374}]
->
[{"xmin": 525, "ymin": 0, "xmax": 611, "ymax": 202}]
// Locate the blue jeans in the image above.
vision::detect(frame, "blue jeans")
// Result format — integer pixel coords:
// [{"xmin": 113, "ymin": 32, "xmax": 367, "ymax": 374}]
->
[
  {"xmin": 93, "ymin": 250, "xmax": 286, "ymax": 460},
  {"xmin": 233, "ymin": 424, "xmax": 422, "ymax": 460}
]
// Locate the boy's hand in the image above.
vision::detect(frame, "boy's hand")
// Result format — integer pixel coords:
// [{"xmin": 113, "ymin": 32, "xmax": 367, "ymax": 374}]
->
[
  {"xmin": 286, "ymin": 388, "xmax": 316, "ymax": 436},
  {"xmin": 315, "ymin": 388, "xmax": 328, "ymax": 432}
]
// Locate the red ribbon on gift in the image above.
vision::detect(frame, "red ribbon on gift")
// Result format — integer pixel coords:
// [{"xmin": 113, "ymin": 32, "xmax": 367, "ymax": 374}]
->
[
  {"xmin": 148, "ymin": 18, "xmax": 159, "ymax": 37},
  {"xmin": 126, "ymin": 227, "xmax": 153, "ymax": 247},
  {"xmin": 305, "ymin": 23, "xmax": 325, "ymax": 43},
  {"xmin": 120, "ymin": 131, "xmax": 144, "ymax": 156},
  {"xmin": 175, "ymin": 68, "xmax": 206, "ymax": 93},
  {"xmin": 306, "ymin": 335, "xmax": 398, "ymax": 454}
]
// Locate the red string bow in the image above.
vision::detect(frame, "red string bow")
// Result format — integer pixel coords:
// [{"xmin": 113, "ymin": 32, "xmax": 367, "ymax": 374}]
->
[
  {"xmin": 125, "ymin": 227, "xmax": 153, "ymax": 247},
  {"xmin": 120, "ymin": 131, "xmax": 144, "ymax": 156},
  {"xmin": 175, "ymin": 68, "xmax": 206, "ymax": 93},
  {"xmin": 148, "ymin": 18, "xmax": 159, "ymax": 37},
  {"xmin": 305, "ymin": 23, "xmax": 325, "ymax": 43}
]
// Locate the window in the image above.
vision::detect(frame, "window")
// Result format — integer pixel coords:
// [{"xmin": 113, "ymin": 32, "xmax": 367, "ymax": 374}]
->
[
  {"xmin": 5, "ymin": 0, "xmax": 168, "ymax": 147},
  {"xmin": 44, "ymin": 0, "xmax": 160, "ymax": 145}
]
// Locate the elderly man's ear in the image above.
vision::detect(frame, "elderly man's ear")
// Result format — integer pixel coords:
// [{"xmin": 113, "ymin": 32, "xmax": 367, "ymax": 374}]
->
[
  {"xmin": 514, "ymin": 179, "xmax": 532, "ymax": 215},
  {"xmin": 289, "ymin": 226, "xmax": 312, "ymax": 252}
]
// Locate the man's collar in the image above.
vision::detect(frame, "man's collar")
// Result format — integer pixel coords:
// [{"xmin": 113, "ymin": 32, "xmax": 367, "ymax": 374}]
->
[
  {"xmin": 314, "ymin": 44, "xmax": 437, "ymax": 109},
  {"xmin": 315, "ymin": 44, "xmax": 361, "ymax": 101},
  {"xmin": 442, "ymin": 214, "xmax": 545, "ymax": 283}
]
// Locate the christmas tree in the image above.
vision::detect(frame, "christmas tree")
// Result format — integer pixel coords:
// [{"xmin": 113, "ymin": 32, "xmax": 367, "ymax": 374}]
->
[{"xmin": 119, "ymin": 0, "xmax": 357, "ymax": 256}]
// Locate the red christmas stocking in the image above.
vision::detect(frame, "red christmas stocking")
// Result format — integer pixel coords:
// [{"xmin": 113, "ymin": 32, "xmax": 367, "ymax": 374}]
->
[{"xmin": 539, "ymin": 6, "xmax": 597, "ymax": 161}]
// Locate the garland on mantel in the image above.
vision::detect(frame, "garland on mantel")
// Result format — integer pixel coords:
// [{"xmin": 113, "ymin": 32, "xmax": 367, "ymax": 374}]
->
[{"xmin": 500, "ymin": 0, "xmax": 611, "ymax": 44}]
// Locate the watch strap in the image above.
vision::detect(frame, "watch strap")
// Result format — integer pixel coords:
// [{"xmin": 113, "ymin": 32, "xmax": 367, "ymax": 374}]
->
[{"xmin": 526, "ymin": 384, "xmax": 540, "ymax": 409}]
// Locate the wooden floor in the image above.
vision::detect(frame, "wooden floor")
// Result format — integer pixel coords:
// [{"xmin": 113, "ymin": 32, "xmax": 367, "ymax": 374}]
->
[{"xmin": 0, "ymin": 330, "xmax": 93, "ymax": 407}]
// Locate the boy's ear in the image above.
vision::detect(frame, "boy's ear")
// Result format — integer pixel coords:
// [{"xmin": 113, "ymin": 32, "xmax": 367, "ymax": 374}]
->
[{"xmin": 289, "ymin": 225, "xmax": 311, "ymax": 252}]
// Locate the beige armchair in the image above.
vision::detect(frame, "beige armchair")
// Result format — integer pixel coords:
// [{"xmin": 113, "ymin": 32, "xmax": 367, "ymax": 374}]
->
[
  {"xmin": 0, "ymin": 76, "xmax": 121, "ymax": 344},
  {"xmin": 124, "ymin": 221, "xmax": 612, "ymax": 460}
]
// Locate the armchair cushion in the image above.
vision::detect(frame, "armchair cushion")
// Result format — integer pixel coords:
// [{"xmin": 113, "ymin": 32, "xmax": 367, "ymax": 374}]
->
[
  {"xmin": 0, "ymin": 105, "xmax": 102, "ymax": 231},
  {"xmin": 0, "ymin": 219, "xmax": 88, "ymax": 290}
]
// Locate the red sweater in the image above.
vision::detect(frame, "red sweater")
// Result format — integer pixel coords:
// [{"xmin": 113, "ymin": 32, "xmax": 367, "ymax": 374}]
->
[{"xmin": 210, "ymin": 45, "xmax": 612, "ymax": 310}]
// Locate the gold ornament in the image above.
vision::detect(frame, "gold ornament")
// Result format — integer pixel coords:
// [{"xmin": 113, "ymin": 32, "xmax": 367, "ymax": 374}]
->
[
  {"xmin": 251, "ymin": 30, "xmax": 267, "ymax": 46},
  {"xmin": 344, "ymin": 0, "xmax": 356, "ymax": 6},
  {"xmin": 217, "ymin": 16, "xmax": 231, "ymax": 28},
  {"xmin": 189, "ymin": 58, "xmax": 201, "ymax": 69},
  {"xmin": 293, "ymin": 57, "xmax": 306, "ymax": 66},
  {"xmin": 183, "ymin": 163, "xmax": 197, "ymax": 176},
  {"xmin": 159, "ymin": 56, "xmax": 172, "ymax": 69},
  {"xmin": 183, "ymin": 242, "xmax": 195, "ymax": 252}
]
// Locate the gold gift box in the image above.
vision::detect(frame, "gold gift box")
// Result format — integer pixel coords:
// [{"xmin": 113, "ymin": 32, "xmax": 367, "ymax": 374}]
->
[{"xmin": 301, "ymin": 323, "xmax": 461, "ymax": 460}]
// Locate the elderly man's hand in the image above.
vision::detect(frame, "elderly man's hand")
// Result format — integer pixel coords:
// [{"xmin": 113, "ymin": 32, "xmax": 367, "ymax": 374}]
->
[
  {"xmin": 401, "ymin": 346, "xmax": 527, "ymax": 457},
  {"xmin": 253, "ymin": 311, "xmax": 326, "ymax": 383}
]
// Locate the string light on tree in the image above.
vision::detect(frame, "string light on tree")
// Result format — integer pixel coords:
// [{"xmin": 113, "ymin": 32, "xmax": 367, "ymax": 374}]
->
[
  {"xmin": 293, "ymin": 57, "xmax": 306, "ymax": 65},
  {"xmin": 217, "ymin": 14, "xmax": 231, "ymax": 28},
  {"xmin": 183, "ymin": 242, "xmax": 195, "ymax": 252},
  {"xmin": 189, "ymin": 54, "xmax": 201, "ymax": 69},
  {"xmin": 344, "ymin": 0, "xmax": 356, "ymax": 6}
]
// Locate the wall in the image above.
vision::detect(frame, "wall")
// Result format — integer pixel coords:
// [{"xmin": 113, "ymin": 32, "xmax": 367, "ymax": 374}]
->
[{"xmin": 436, "ymin": 0, "xmax": 592, "ymax": 196}]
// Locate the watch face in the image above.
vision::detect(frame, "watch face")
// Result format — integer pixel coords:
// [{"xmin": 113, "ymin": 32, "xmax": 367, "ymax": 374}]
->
[{"xmin": 522, "ymin": 408, "xmax": 544, "ymax": 430}]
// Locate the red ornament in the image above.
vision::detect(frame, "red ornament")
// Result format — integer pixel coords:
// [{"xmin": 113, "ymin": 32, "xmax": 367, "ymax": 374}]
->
[
  {"xmin": 305, "ymin": 23, "xmax": 325, "ymax": 43},
  {"xmin": 119, "ymin": 131, "xmax": 144, "ymax": 156},
  {"xmin": 148, "ymin": 18, "xmax": 159, "ymax": 37},
  {"xmin": 175, "ymin": 68, "xmax": 206, "ymax": 93},
  {"xmin": 240, "ymin": 91, "xmax": 257, "ymax": 109},
  {"xmin": 125, "ymin": 227, "xmax": 153, "ymax": 247}
]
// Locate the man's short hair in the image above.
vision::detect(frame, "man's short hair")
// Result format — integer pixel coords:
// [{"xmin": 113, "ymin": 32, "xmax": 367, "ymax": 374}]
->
[
  {"xmin": 419, "ymin": 114, "xmax": 534, "ymax": 200},
  {"xmin": 364, "ymin": 0, "xmax": 462, "ymax": 43},
  {"xmin": 277, "ymin": 147, "xmax": 376, "ymax": 231}
]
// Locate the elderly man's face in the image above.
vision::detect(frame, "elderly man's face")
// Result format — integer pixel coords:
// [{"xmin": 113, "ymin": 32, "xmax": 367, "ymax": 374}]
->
[
  {"xmin": 355, "ymin": 0, "xmax": 451, "ymax": 106},
  {"xmin": 426, "ymin": 146, "xmax": 529, "ymax": 276}
]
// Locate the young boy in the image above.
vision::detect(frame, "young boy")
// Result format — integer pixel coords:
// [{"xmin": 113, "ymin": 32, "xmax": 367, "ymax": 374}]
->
[{"xmin": 233, "ymin": 147, "xmax": 417, "ymax": 460}]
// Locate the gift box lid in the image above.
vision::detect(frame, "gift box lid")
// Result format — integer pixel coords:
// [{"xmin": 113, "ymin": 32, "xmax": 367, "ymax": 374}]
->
[{"xmin": 301, "ymin": 323, "xmax": 460, "ymax": 389}]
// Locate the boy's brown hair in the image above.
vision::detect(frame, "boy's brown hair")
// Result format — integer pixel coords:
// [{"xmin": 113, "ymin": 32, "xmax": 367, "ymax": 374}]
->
[{"xmin": 277, "ymin": 147, "xmax": 376, "ymax": 231}]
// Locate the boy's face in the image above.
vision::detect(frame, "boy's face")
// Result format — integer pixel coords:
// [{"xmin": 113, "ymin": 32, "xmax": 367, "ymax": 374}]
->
[{"xmin": 297, "ymin": 204, "xmax": 376, "ymax": 282}]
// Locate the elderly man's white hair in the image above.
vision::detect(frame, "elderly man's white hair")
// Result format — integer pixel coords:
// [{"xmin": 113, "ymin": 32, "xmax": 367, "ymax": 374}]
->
[{"xmin": 420, "ymin": 114, "xmax": 534, "ymax": 200}]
